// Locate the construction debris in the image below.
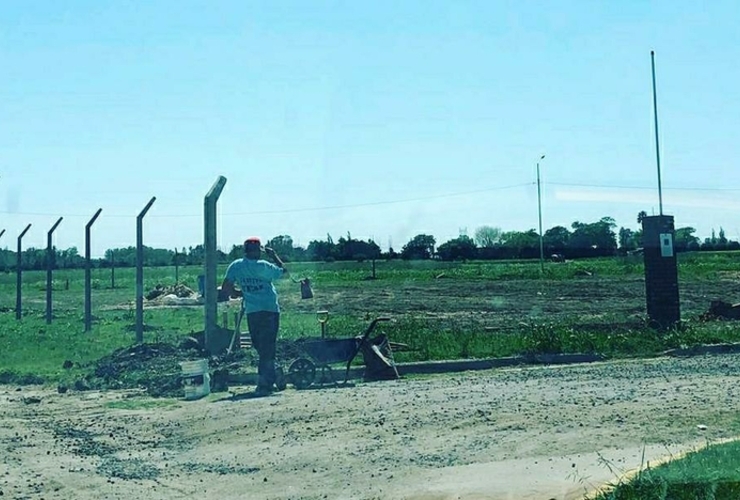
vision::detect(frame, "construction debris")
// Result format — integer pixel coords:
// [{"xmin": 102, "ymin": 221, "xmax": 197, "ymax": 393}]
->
[
  {"xmin": 145, "ymin": 283, "xmax": 203, "ymax": 306},
  {"xmin": 145, "ymin": 283, "xmax": 197, "ymax": 301},
  {"xmin": 700, "ymin": 300, "xmax": 740, "ymax": 321}
]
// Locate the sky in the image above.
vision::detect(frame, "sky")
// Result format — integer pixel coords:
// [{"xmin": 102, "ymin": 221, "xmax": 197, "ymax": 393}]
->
[{"xmin": 1, "ymin": 1, "xmax": 739, "ymax": 257}]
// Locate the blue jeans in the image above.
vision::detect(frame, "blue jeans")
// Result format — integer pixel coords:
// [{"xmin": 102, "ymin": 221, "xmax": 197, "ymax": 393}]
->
[{"xmin": 246, "ymin": 311, "xmax": 279, "ymax": 389}]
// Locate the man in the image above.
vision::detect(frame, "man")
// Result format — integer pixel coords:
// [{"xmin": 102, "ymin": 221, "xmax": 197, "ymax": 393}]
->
[{"xmin": 219, "ymin": 237, "xmax": 288, "ymax": 395}]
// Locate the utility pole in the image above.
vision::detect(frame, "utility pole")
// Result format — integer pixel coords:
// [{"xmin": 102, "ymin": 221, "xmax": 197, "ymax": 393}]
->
[{"xmin": 537, "ymin": 154, "xmax": 546, "ymax": 274}]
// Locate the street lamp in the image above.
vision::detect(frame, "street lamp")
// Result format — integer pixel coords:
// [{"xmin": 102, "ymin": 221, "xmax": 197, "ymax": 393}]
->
[{"xmin": 537, "ymin": 155, "xmax": 546, "ymax": 274}]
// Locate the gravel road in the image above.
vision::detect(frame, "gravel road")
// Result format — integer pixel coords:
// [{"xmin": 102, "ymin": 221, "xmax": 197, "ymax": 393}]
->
[{"xmin": 2, "ymin": 353, "xmax": 738, "ymax": 500}]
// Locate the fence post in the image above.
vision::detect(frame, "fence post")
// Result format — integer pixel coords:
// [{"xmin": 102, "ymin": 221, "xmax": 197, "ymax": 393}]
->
[
  {"xmin": 15, "ymin": 224, "xmax": 32, "ymax": 320},
  {"xmin": 85, "ymin": 209, "xmax": 103, "ymax": 332},
  {"xmin": 204, "ymin": 176, "xmax": 227, "ymax": 353},
  {"xmin": 110, "ymin": 250, "xmax": 115, "ymax": 289},
  {"xmin": 174, "ymin": 248, "xmax": 179, "ymax": 284},
  {"xmin": 0, "ymin": 230, "xmax": 4, "ymax": 269},
  {"xmin": 46, "ymin": 217, "xmax": 63, "ymax": 324},
  {"xmin": 136, "ymin": 197, "xmax": 156, "ymax": 343}
]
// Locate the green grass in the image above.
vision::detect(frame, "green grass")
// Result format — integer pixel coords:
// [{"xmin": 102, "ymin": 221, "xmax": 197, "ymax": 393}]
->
[
  {"xmin": 1, "ymin": 253, "xmax": 739, "ymax": 386},
  {"xmin": 593, "ymin": 440, "xmax": 740, "ymax": 499}
]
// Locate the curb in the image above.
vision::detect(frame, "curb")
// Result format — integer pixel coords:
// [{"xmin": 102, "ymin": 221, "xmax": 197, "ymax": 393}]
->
[
  {"xmin": 226, "ymin": 352, "xmax": 606, "ymax": 386},
  {"xmin": 663, "ymin": 342, "xmax": 740, "ymax": 357}
]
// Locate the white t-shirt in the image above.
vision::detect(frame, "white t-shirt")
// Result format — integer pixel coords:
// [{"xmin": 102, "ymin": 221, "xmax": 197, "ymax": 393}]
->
[{"xmin": 225, "ymin": 258, "xmax": 286, "ymax": 313}]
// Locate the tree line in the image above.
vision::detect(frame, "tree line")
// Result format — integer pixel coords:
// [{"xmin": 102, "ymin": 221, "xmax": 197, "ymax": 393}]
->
[{"xmin": 0, "ymin": 214, "xmax": 737, "ymax": 270}]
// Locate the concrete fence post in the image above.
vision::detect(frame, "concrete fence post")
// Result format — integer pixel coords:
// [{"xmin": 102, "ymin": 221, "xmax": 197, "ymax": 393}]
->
[
  {"xmin": 15, "ymin": 224, "xmax": 32, "ymax": 320},
  {"xmin": 204, "ymin": 176, "xmax": 227, "ymax": 353},
  {"xmin": 85, "ymin": 209, "xmax": 103, "ymax": 332},
  {"xmin": 46, "ymin": 217, "xmax": 63, "ymax": 324},
  {"xmin": 136, "ymin": 197, "xmax": 156, "ymax": 343}
]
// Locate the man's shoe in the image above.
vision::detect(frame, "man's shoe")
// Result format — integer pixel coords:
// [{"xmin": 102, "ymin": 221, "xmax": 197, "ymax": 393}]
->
[
  {"xmin": 254, "ymin": 385, "xmax": 273, "ymax": 397},
  {"xmin": 275, "ymin": 367, "xmax": 287, "ymax": 392}
]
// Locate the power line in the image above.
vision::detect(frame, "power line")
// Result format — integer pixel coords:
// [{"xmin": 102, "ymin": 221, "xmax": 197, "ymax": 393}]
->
[
  {"xmin": 547, "ymin": 182, "xmax": 740, "ymax": 192},
  {"xmin": 1, "ymin": 180, "xmax": 739, "ymax": 219},
  {"xmin": 0, "ymin": 182, "xmax": 534, "ymax": 218}
]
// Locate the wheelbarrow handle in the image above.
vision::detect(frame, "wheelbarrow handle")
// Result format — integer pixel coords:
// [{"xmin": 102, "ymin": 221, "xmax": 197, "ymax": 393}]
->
[{"xmin": 344, "ymin": 317, "xmax": 392, "ymax": 384}]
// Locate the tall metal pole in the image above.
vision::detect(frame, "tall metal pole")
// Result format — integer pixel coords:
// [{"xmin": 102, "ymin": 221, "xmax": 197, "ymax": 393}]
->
[
  {"xmin": 537, "ymin": 155, "xmax": 546, "ymax": 274},
  {"xmin": 85, "ymin": 209, "xmax": 103, "ymax": 332},
  {"xmin": 16, "ymin": 224, "xmax": 32, "ymax": 319},
  {"xmin": 46, "ymin": 217, "xmax": 63, "ymax": 324},
  {"xmin": 110, "ymin": 250, "xmax": 115, "ymax": 289},
  {"xmin": 204, "ymin": 176, "xmax": 227, "ymax": 352},
  {"xmin": 136, "ymin": 197, "xmax": 156, "ymax": 343},
  {"xmin": 651, "ymin": 50, "xmax": 664, "ymax": 216},
  {"xmin": 0, "ymin": 230, "xmax": 5, "ymax": 273}
]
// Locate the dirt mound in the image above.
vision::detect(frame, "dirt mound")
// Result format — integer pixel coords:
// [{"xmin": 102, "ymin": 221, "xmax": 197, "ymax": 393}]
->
[
  {"xmin": 145, "ymin": 283, "xmax": 196, "ymax": 301},
  {"xmin": 77, "ymin": 335, "xmax": 364, "ymax": 398},
  {"xmin": 699, "ymin": 300, "xmax": 740, "ymax": 321},
  {"xmin": 82, "ymin": 341, "xmax": 255, "ymax": 397}
]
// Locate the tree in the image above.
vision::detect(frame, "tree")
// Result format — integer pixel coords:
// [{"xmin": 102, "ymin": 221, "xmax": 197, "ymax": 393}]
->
[
  {"xmin": 543, "ymin": 226, "xmax": 571, "ymax": 254},
  {"xmin": 637, "ymin": 211, "xmax": 648, "ymax": 224},
  {"xmin": 401, "ymin": 234, "xmax": 436, "ymax": 260},
  {"xmin": 569, "ymin": 217, "xmax": 618, "ymax": 256},
  {"xmin": 437, "ymin": 236, "xmax": 477, "ymax": 261},
  {"xmin": 307, "ymin": 239, "xmax": 336, "ymax": 261},
  {"xmin": 719, "ymin": 227, "xmax": 728, "ymax": 247},
  {"xmin": 618, "ymin": 227, "xmax": 638, "ymax": 252},
  {"xmin": 335, "ymin": 234, "xmax": 381, "ymax": 261},
  {"xmin": 674, "ymin": 227, "xmax": 700, "ymax": 252},
  {"xmin": 500, "ymin": 229, "xmax": 539, "ymax": 258},
  {"xmin": 267, "ymin": 235, "xmax": 295, "ymax": 261},
  {"xmin": 474, "ymin": 226, "xmax": 502, "ymax": 248},
  {"xmin": 227, "ymin": 244, "xmax": 243, "ymax": 261}
]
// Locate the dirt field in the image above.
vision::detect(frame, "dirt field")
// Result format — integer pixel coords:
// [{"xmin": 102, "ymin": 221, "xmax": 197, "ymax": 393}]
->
[
  {"xmin": 3, "ymin": 353, "xmax": 738, "ymax": 500},
  {"xmin": 286, "ymin": 276, "xmax": 740, "ymax": 331}
]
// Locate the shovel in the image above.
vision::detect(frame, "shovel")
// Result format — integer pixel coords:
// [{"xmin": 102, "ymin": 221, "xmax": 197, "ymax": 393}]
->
[{"xmin": 227, "ymin": 302, "xmax": 245, "ymax": 356}]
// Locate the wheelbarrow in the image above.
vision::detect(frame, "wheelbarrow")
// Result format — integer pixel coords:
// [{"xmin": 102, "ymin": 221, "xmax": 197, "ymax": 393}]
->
[{"xmin": 285, "ymin": 315, "xmax": 392, "ymax": 390}]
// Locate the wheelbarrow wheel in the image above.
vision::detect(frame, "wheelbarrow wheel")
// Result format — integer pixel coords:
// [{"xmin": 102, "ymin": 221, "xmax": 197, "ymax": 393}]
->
[{"xmin": 288, "ymin": 358, "xmax": 315, "ymax": 390}]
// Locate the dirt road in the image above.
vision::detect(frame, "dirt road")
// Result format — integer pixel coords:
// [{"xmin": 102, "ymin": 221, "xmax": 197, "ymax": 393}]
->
[{"xmin": 2, "ymin": 354, "xmax": 738, "ymax": 500}]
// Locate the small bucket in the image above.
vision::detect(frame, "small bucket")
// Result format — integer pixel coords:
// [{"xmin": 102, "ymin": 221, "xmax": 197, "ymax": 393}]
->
[
  {"xmin": 180, "ymin": 359, "xmax": 211, "ymax": 400},
  {"xmin": 300, "ymin": 278, "xmax": 314, "ymax": 299}
]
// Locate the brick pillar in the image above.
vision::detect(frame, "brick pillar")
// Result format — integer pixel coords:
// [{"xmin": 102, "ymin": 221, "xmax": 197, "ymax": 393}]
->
[{"xmin": 642, "ymin": 215, "xmax": 680, "ymax": 329}]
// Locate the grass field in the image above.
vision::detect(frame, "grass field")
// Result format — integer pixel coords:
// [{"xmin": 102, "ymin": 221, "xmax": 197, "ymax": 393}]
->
[
  {"xmin": 1, "ymin": 252, "xmax": 739, "ymax": 385},
  {"xmin": 593, "ymin": 440, "xmax": 740, "ymax": 499}
]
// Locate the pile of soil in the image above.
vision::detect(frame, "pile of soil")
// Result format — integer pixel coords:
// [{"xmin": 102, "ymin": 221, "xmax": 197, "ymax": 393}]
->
[
  {"xmin": 145, "ymin": 283, "xmax": 196, "ymax": 301},
  {"xmin": 699, "ymin": 300, "xmax": 740, "ymax": 321},
  {"xmin": 80, "ymin": 341, "xmax": 255, "ymax": 397},
  {"xmin": 74, "ymin": 335, "xmax": 364, "ymax": 398}
]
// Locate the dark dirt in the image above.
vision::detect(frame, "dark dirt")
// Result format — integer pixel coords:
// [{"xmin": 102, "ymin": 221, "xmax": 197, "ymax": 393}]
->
[
  {"xmin": 81, "ymin": 333, "xmax": 366, "ymax": 398},
  {"xmin": 700, "ymin": 299, "xmax": 740, "ymax": 321},
  {"xmin": 284, "ymin": 276, "xmax": 740, "ymax": 324},
  {"xmin": 97, "ymin": 458, "xmax": 161, "ymax": 481},
  {"xmin": 82, "ymin": 341, "xmax": 256, "ymax": 397}
]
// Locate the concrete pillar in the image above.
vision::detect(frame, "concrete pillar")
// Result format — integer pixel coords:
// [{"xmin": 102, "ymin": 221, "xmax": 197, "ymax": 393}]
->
[{"xmin": 642, "ymin": 215, "xmax": 680, "ymax": 329}]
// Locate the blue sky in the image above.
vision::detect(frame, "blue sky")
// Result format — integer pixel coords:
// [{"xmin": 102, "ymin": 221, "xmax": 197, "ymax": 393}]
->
[{"xmin": 1, "ymin": 1, "xmax": 739, "ymax": 256}]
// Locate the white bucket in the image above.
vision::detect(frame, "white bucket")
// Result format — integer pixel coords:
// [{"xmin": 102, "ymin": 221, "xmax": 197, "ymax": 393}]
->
[{"xmin": 180, "ymin": 359, "xmax": 211, "ymax": 400}]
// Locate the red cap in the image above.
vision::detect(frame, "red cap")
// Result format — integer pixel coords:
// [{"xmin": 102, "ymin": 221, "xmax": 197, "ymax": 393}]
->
[{"xmin": 244, "ymin": 237, "xmax": 261, "ymax": 249}]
